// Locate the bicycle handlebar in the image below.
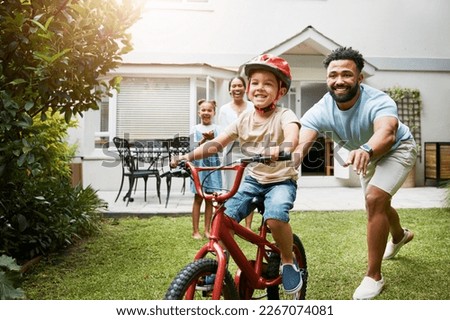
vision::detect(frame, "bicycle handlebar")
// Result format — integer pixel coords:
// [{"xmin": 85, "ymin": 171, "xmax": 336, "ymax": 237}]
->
[
  {"xmin": 169, "ymin": 152, "xmax": 292, "ymax": 203},
  {"xmin": 239, "ymin": 151, "xmax": 291, "ymax": 164}
]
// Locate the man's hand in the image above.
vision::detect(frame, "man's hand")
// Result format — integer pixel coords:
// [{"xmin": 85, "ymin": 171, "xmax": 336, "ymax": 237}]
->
[{"xmin": 344, "ymin": 149, "xmax": 371, "ymax": 176}]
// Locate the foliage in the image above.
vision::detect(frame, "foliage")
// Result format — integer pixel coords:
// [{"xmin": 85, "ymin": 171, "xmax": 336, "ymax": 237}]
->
[
  {"xmin": 0, "ymin": 0, "xmax": 141, "ymax": 179},
  {"xmin": 385, "ymin": 86, "xmax": 422, "ymax": 158},
  {"xmin": 0, "ymin": 255, "xmax": 25, "ymax": 300},
  {"xmin": 0, "ymin": 181, "xmax": 106, "ymax": 262},
  {"xmin": 0, "ymin": 0, "xmax": 139, "ymax": 262},
  {"xmin": 0, "ymin": 114, "xmax": 107, "ymax": 261},
  {"xmin": 385, "ymin": 87, "xmax": 422, "ymax": 103},
  {"xmin": 385, "ymin": 87, "xmax": 422, "ymax": 130}
]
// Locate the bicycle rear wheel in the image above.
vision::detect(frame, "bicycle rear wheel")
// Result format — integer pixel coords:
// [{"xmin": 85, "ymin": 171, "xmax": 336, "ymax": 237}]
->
[
  {"xmin": 266, "ymin": 233, "xmax": 308, "ymax": 300},
  {"xmin": 164, "ymin": 258, "xmax": 239, "ymax": 300}
]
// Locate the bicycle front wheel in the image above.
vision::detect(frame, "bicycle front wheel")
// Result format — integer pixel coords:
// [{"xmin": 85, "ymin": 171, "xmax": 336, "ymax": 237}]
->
[{"xmin": 164, "ymin": 258, "xmax": 239, "ymax": 300}]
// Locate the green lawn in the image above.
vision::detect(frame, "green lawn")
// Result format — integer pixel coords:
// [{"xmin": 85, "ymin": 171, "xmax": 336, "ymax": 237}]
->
[{"xmin": 21, "ymin": 208, "xmax": 450, "ymax": 300}]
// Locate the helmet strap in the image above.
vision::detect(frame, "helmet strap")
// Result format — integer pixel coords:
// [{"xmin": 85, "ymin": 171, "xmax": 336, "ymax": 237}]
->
[{"xmin": 255, "ymin": 104, "xmax": 276, "ymax": 114}]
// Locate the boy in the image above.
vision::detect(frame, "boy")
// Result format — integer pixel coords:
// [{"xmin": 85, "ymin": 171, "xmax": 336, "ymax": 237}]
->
[{"xmin": 172, "ymin": 54, "xmax": 302, "ymax": 294}]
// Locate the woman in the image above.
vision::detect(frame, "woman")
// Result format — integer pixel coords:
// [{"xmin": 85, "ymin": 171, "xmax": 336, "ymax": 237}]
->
[{"xmin": 218, "ymin": 76, "xmax": 254, "ymax": 229}]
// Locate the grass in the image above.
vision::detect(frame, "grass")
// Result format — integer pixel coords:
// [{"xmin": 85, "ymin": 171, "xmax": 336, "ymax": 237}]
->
[{"xmin": 21, "ymin": 208, "xmax": 450, "ymax": 300}]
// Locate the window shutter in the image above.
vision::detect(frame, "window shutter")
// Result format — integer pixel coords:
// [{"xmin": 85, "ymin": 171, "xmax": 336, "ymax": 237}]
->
[{"xmin": 117, "ymin": 78, "xmax": 190, "ymax": 140}]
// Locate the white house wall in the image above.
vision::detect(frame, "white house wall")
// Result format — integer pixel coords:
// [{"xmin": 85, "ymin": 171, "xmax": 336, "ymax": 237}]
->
[{"xmin": 127, "ymin": 0, "xmax": 449, "ymax": 61}]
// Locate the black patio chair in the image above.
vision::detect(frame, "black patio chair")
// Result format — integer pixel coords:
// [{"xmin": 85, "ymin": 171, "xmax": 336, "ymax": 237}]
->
[
  {"xmin": 113, "ymin": 137, "xmax": 161, "ymax": 206},
  {"xmin": 162, "ymin": 135, "xmax": 191, "ymax": 207},
  {"xmin": 134, "ymin": 139, "xmax": 171, "ymax": 172}
]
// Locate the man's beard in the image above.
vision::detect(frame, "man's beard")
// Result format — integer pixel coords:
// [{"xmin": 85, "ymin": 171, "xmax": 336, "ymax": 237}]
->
[{"xmin": 328, "ymin": 83, "xmax": 359, "ymax": 103}]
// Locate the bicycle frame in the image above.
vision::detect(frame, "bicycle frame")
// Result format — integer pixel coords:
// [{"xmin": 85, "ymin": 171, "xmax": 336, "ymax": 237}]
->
[{"xmin": 184, "ymin": 160, "xmax": 283, "ymax": 300}]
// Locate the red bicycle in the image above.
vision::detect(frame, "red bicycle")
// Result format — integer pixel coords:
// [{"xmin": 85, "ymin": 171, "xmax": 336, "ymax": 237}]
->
[{"xmin": 164, "ymin": 154, "xmax": 308, "ymax": 300}]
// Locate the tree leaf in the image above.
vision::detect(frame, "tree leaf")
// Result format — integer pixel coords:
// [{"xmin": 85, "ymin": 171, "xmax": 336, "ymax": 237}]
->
[
  {"xmin": 8, "ymin": 79, "xmax": 26, "ymax": 86},
  {"xmin": 0, "ymin": 272, "xmax": 26, "ymax": 300},
  {"xmin": 0, "ymin": 255, "xmax": 21, "ymax": 271}
]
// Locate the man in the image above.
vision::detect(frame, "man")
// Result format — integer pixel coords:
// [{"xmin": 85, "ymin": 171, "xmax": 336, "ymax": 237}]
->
[{"xmin": 294, "ymin": 47, "xmax": 417, "ymax": 299}]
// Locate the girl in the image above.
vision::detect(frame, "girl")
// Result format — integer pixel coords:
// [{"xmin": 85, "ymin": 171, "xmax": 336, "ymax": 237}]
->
[{"xmin": 190, "ymin": 99, "xmax": 223, "ymax": 239}]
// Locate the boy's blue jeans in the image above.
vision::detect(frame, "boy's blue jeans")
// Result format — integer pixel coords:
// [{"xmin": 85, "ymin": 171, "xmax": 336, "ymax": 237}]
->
[{"xmin": 224, "ymin": 175, "xmax": 297, "ymax": 223}]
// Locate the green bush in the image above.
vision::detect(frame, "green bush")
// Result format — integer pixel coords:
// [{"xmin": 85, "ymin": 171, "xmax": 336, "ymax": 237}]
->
[
  {"xmin": 0, "ymin": 181, "xmax": 106, "ymax": 261},
  {"xmin": 0, "ymin": 115, "xmax": 106, "ymax": 262},
  {"xmin": 0, "ymin": 0, "xmax": 135, "ymax": 263}
]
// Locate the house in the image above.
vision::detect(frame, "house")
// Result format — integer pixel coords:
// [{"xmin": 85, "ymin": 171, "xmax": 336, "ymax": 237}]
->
[{"xmin": 70, "ymin": 0, "xmax": 450, "ymax": 192}]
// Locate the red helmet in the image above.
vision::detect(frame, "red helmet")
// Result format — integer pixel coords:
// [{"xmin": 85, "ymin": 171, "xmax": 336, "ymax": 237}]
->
[{"xmin": 244, "ymin": 54, "xmax": 292, "ymax": 92}]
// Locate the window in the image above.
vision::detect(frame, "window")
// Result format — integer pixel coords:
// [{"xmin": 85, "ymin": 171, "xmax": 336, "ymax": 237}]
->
[
  {"xmin": 98, "ymin": 76, "xmax": 217, "ymax": 148},
  {"xmin": 95, "ymin": 91, "xmax": 111, "ymax": 148},
  {"xmin": 279, "ymin": 86, "xmax": 297, "ymax": 112},
  {"xmin": 115, "ymin": 77, "xmax": 191, "ymax": 141},
  {"xmin": 207, "ymin": 76, "xmax": 215, "ymax": 102},
  {"xmin": 195, "ymin": 76, "xmax": 216, "ymax": 123}
]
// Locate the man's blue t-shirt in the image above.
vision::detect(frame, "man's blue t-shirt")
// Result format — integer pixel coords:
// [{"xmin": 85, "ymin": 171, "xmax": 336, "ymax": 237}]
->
[{"xmin": 300, "ymin": 84, "xmax": 412, "ymax": 151}]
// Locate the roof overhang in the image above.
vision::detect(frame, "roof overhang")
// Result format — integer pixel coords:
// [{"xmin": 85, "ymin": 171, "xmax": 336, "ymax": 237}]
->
[
  {"xmin": 239, "ymin": 26, "xmax": 376, "ymax": 78},
  {"xmin": 109, "ymin": 63, "xmax": 236, "ymax": 79}
]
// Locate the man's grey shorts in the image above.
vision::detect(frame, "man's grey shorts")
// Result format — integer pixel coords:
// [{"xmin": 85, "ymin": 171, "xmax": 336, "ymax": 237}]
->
[{"xmin": 361, "ymin": 138, "xmax": 418, "ymax": 196}]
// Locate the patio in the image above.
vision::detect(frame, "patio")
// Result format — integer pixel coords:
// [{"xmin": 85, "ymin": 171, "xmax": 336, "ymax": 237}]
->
[{"xmin": 98, "ymin": 179, "xmax": 448, "ymax": 217}]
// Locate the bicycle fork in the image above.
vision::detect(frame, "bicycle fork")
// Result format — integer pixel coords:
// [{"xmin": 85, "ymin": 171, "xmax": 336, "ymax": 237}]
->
[{"xmin": 191, "ymin": 240, "xmax": 227, "ymax": 299}]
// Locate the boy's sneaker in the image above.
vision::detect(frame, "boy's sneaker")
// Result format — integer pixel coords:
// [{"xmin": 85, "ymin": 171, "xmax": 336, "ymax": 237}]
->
[
  {"xmin": 280, "ymin": 262, "xmax": 303, "ymax": 294},
  {"xmin": 196, "ymin": 274, "xmax": 215, "ymax": 291},
  {"xmin": 383, "ymin": 228, "xmax": 414, "ymax": 260},
  {"xmin": 353, "ymin": 276, "xmax": 384, "ymax": 300}
]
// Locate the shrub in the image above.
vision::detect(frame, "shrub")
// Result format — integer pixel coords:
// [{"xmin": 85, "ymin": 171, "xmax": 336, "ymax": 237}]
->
[
  {"xmin": 0, "ymin": 181, "xmax": 106, "ymax": 261},
  {"xmin": 0, "ymin": 115, "xmax": 106, "ymax": 262}
]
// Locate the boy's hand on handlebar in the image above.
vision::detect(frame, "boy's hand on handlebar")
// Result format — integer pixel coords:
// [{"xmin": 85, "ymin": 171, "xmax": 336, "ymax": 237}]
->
[
  {"xmin": 170, "ymin": 154, "xmax": 187, "ymax": 168},
  {"xmin": 277, "ymin": 150, "xmax": 292, "ymax": 161},
  {"xmin": 262, "ymin": 146, "xmax": 281, "ymax": 162},
  {"xmin": 264, "ymin": 147, "xmax": 292, "ymax": 162}
]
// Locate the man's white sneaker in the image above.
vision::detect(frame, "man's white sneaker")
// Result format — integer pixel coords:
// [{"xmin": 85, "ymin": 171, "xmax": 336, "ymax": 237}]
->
[
  {"xmin": 352, "ymin": 276, "xmax": 385, "ymax": 300},
  {"xmin": 383, "ymin": 228, "xmax": 414, "ymax": 260}
]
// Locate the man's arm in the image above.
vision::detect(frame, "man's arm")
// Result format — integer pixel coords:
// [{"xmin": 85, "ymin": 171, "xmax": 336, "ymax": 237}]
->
[
  {"xmin": 293, "ymin": 127, "xmax": 319, "ymax": 169},
  {"xmin": 345, "ymin": 116, "xmax": 398, "ymax": 175},
  {"xmin": 367, "ymin": 116, "xmax": 398, "ymax": 157}
]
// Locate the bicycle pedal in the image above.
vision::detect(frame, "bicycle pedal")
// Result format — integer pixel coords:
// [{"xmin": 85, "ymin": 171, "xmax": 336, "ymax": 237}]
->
[{"xmin": 195, "ymin": 284, "xmax": 213, "ymax": 292}]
